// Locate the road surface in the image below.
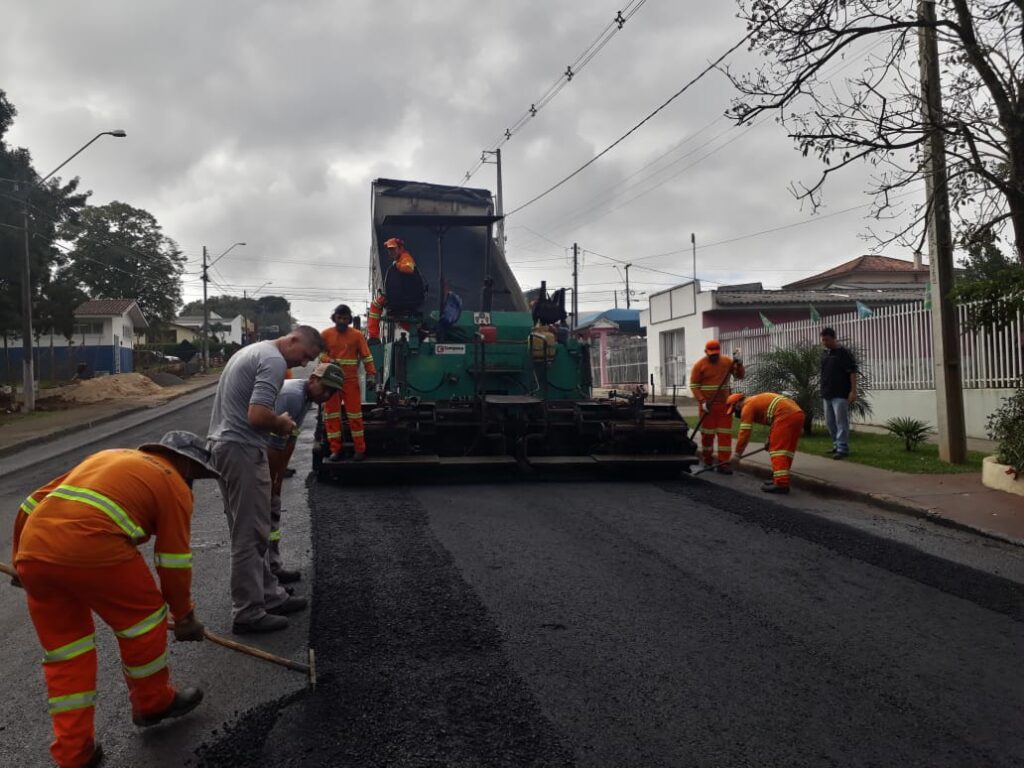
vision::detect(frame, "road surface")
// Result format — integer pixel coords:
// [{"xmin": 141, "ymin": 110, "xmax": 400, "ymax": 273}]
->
[{"xmin": 1, "ymin": 396, "xmax": 1022, "ymax": 767}]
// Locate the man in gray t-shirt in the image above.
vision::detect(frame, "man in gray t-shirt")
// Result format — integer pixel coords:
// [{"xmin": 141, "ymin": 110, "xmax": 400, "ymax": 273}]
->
[
  {"xmin": 207, "ymin": 326, "xmax": 323, "ymax": 634},
  {"xmin": 266, "ymin": 363, "xmax": 344, "ymax": 582}
]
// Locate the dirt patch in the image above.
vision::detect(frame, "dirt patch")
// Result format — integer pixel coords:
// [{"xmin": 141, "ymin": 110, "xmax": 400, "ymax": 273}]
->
[{"xmin": 41, "ymin": 373, "xmax": 165, "ymax": 404}]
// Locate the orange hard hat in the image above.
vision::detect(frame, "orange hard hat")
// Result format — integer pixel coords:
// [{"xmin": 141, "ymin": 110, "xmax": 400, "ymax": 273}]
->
[
  {"xmin": 725, "ymin": 393, "xmax": 745, "ymax": 414},
  {"xmin": 705, "ymin": 339, "xmax": 721, "ymax": 353},
  {"xmin": 384, "ymin": 237, "xmax": 404, "ymax": 249}
]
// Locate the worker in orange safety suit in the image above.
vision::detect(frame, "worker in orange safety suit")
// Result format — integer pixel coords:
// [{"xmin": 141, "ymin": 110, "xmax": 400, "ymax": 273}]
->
[
  {"xmin": 689, "ymin": 339, "xmax": 745, "ymax": 473},
  {"xmin": 11, "ymin": 431, "xmax": 218, "ymax": 768},
  {"xmin": 727, "ymin": 392, "xmax": 805, "ymax": 494},
  {"xmin": 367, "ymin": 237, "xmax": 417, "ymax": 341},
  {"xmin": 320, "ymin": 304, "xmax": 377, "ymax": 462}
]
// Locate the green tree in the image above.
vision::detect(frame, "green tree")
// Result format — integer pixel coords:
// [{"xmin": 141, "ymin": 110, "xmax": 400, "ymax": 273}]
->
[
  {"xmin": 951, "ymin": 228, "xmax": 1024, "ymax": 328},
  {"xmin": 61, "ymin": 201, "xmax": 185, "ymax": 324},
  {"xmin": 181, "ymin": 294, "xmax": 257, "ymax": 322},
  {"xmin": 254, "ymin": 295, "xmax": 294, "ymax": 339},
  {"xmin": 0, "ymin": 89, "xmax": 89, "ymax": 352},
  {"xmin": 745, "ymin": 341, "xmax": 873, "ymax": 435}
]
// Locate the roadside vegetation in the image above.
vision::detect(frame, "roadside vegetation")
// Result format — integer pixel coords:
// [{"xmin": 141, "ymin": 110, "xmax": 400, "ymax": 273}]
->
[{"xmin": 743, "ymin": 424, "xmax": 985, "ymax": 474}]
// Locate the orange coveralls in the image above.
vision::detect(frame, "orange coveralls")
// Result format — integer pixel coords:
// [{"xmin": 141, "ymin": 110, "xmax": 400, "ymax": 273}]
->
[
  {"xmin": 689, "ymin": 354, "xmax": 745, "ymax": 464},
  {"xmin": 734, "ymin": 393, "xmax": 805, "ymax": 488},
  {"xmin": 367, "ymin": 249, "xmax": 417, "ymax": 340},
  {"xmin": 320, "ymin": 326, "xmax": 377, "ymax": 455},
  {"xmin": 13, "ymin": 449, "xmax": 195, "ymax": 768}
]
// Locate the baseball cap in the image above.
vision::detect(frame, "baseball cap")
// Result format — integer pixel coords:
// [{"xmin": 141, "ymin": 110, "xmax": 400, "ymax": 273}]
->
[{"xmin": 312, "ymin": 362, "xmax": 344, "ymax": 390}]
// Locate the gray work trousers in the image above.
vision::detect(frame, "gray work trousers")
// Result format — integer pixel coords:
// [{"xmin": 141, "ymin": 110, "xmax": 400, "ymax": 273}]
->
[
  {"xmin": 209, "ymin": 440, "xmax": 287, "ymax": 624},
  {"xmin": 269, "ymin": 493, "xmax": 283, "ymax": 572}
]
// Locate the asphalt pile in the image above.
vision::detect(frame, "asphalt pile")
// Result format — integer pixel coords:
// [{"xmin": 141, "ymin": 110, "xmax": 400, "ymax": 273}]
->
[{"xmin": 193, "ymin": 483, "xmax": 575, "ymax": 768}]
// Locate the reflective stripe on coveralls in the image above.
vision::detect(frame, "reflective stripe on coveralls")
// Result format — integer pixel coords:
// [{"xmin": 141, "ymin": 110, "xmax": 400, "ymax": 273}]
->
[
  {"xmin": 114, "ymin": 605, "xmax": 168, "ymax": 639},
  {"xmin": 20, "ymin": 495, "xmax": 39, "ymax": 515},
  {"xmin": 43, "ymin": 634, "xmax": 96, "ymax": 664},
  {"xmin": 123, "ymin": 651, "xmax": 168, "ymax": 680},
  {"xmin": 49, "ymin": 485, "xmax": 146, "ymax": 541},
  {"xmin": 48, "ymin": 690, "xmax": 96, "ymax": 715},
  {"xmin": 154, "ymin": 552, "xmax": 193, "ymax": 569}
]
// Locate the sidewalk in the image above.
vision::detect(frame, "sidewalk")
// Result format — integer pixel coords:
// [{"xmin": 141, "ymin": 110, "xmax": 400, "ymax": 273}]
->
[
  {"xmin": 0, "ymin": 372, "xmax": 219, "ymax": 458},
  {"xmin": 739, "ymin": 450, "xmax": 1024, "ymax": 546}
]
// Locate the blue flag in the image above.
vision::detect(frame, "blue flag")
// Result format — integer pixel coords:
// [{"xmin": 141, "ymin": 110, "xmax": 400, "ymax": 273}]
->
[
  {"xmin": 759, "ymin": 312, "xmax": 774, "ymax": 329},
  {"xmin": 809, "ymin": 304, "xmax": 821, "ymax": 322},
  {"xmin": 855, "ymin": 301, "xmax": 873, "ymax": 319}
]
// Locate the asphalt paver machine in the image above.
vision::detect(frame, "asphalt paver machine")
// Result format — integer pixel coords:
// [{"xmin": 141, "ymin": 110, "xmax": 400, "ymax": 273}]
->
[{"xmin": 314, "ymin": 178, "xmax": 698, "ymax": 480}]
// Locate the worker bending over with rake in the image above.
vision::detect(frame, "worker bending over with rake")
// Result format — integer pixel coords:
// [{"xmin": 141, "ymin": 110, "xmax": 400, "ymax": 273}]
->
[
  {"xmin": 267, "ymin": 362, "xmax": 345, "ymax": 581},
  {"xmin": 321, "ymin": 304, "xmax": 376, "ymax": 462},
  {"xmin": 727, "ymin": 392, "xmax": 804, "ymax": 494},
  {"xmin": 690, "ymin": 339, "xmax": 745, "ymax": 473},
  {"xmin": 11, "ymin": 431, "xmax": 217, "ymax": 768}
]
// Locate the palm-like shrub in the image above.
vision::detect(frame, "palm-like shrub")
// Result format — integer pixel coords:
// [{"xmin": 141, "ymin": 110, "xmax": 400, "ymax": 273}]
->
[
  {"xmin": 743, "ymin": 341, "xmax": 872, "ymax": 435},
  {"xmin": 884, "ymin": 417, "xmax": 932, "ymax": 451}
]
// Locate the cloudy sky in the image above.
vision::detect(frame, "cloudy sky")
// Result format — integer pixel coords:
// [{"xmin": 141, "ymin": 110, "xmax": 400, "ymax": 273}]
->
[{"xmin": 2, "ymin": 0, "xmax": 919, "ymax": 325}]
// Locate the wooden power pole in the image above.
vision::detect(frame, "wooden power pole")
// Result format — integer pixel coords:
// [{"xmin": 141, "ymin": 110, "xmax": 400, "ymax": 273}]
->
[{"xmin": 918, "ymin": 0, "xmax": 966, "ymax": 463}]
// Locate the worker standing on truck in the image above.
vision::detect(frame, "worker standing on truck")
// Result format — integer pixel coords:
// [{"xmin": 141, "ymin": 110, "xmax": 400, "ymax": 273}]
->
[
  {"xmin": 727, "ymin": 392, "xmax": 805, "ymax": 494},
  {"xmin": 321, "ymin": 305, "xmax": 377, "ymax": 462},
  {"xmin": 267, "ymin": 362, "xmax": 344, "ymax": 580},
  {"xmin": 367, "ymin": 237, "xmax": 418, "ymax": 341},
  {"xmin": 689, "ymin": 340, "xmax": 745, "ymax": 473},
  {"xmin": 11, "ymin": 431, "xmax": 216, "ymax": 768}
]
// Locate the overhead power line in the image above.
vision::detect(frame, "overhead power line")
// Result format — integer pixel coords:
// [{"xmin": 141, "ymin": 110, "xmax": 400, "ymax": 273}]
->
[{"xmin": 459, "ymin": 0, "xmax": 650, "ymax": 185}]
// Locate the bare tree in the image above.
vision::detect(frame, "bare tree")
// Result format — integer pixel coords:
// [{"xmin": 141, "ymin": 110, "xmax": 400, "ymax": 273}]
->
[{"xmin": 726, "ymin": 0, "xmax": 1024, "ymax": 260}]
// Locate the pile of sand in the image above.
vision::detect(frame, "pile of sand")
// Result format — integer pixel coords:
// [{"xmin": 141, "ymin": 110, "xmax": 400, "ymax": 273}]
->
[{"xmin": 55, "ymin": 373, "xmax": 165, "ymax": 404}]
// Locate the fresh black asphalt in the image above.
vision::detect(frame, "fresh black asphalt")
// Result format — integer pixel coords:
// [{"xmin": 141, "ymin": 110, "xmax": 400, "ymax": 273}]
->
[{"xmin": 195, "ymin": 474, "xmax": 1024, "ymax": 768}]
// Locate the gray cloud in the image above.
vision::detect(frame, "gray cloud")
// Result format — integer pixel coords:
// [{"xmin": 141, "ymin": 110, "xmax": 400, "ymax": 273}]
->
[{"xmin": 2, "ymin": 0, "xmax": 917, "ymax": 323}]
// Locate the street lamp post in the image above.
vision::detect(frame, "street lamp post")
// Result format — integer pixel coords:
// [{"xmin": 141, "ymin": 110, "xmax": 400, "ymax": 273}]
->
[
  {"xmin": 19, "ymin": 130, "xmax": 126, "ymax": 412},
  {"xmin": 202, "ymin": 241, "xmax": 245, "ymax": 369},
  {"xmin": 242, "ymin": 281, "xmax": 272, "ymax": 344}
]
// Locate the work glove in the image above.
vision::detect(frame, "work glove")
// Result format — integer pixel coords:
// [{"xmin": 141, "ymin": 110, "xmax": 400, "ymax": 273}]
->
[
  {"xmin": 173, "ymin": 611, "xmax": 206, "ymax": 642},
  {"xmin": 701, "ymin": 401, "xmax": 711, "ymax": 414},
  {"xmin": 10, "ymin": 574, "xmax": 22, "ymax": 589}
]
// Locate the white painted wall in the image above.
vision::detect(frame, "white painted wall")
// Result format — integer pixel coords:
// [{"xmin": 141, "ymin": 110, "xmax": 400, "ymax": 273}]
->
[
  {"xmin": 643, "ymin": 285, "xmax": 716, "ymax": 395},
  {"xmin": 854, "ymin": 388, "xmax": 1016, "ymax": 440}
]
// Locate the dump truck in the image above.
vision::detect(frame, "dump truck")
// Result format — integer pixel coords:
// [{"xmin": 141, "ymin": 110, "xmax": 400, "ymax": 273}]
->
[{"xmin": 314, "ymin": 177, "xmax": 698, "ymax": 479}]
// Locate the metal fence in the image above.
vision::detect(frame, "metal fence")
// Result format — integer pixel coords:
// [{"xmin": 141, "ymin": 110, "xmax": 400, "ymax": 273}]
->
[
  {"xmin": 591, "ymin": 336, "xmax": 648, "ymax": 387},
  {"xmin": 720, "ymin": 300, "xmax": 1024, "ymax": 390}
]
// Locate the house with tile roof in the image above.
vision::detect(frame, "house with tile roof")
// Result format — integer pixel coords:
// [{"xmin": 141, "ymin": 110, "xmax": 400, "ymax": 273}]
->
[
  {"xmin": 3, "ymin": 299, "xmax": 148, "ymax": 381},
  {"xmin": 639, "ymin": 256, "xmax": 931, "ymax": 393}
]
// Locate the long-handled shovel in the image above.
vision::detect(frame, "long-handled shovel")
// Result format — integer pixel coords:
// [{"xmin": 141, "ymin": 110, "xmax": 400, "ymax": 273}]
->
[
  {"xmin": 0, "ymin": 561, "xmax": 316, "ymax": 689},
  {"xmin": 689, "ymin": 446, "xmax": 768, "ymax": 476}
]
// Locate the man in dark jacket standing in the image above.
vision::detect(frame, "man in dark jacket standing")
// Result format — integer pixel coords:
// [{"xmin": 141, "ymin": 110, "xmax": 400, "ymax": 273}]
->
[{"xmin": 820, "ymin": 327, "xmax": 859, "ymax": 460}]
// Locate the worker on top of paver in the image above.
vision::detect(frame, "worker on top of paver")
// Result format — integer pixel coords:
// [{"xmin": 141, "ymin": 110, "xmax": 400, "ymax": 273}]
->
[
  {"xmin": 267, "ymin": 362, "xmax": 345, "ymax": 581},
  {"xmin": 12, "ymin": 431, "xmax": 217, "ymax": 768},
  {"xmin": 727, "ymin": 392, "xmax": 804, "ymax": 494},
  {"xmin": 690, "ymin": 340, "xmax": 745, "ymax": 473},
  {"xmin": 320, "ymin": 304, "xmax": 377, "ymax": 463},
  {"xmin": 367, "ymin": 237, "xmax": 422, "ymax": 342}
]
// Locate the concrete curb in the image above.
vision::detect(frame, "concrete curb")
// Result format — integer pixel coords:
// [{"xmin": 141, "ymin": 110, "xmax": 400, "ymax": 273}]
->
[
  {"xmin": 0, "ymin": 381, "xmax": 219, "ymax": 460},
  {"xmin": 736, "ymin": 461, "xmax": 1024, "ymax": 548}
]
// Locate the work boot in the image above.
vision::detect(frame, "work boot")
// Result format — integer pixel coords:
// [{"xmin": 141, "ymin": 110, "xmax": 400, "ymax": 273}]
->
[
  {"xmin": 352, "ymin": 451, "xmax": 367, "ymax": 462},
  {"xmin": 715, "ymin": 464, "xmax": 733, "ymax": 475},
  {"xmin": 85, "ymin": 743, "xmax": 104, "ymax": 768},
  {"xmin": 832, "ymin": 452, "xmax": 847, "ymax": 460},
  {"xmin": 133, "ymin": 687, "xmax": 204, "ymax": 728},
  {"xmin": 232, "ymin": 614, "xmax": 289, "ymax": 634},
  {"xmin": 267, "ymin": 595, "xmax": 308, "ymax": 616},
  {"xmin": 273, "ymin": 567, "xmax": 302, "ymax": 584},
  {"xmin": 284, "ymin": 467, "xmax": 297, "ymax": 478},
  {"xmin": 325, "ymin": 451, "xmax": 345, "ymax": 463},
  {"xmin": 761, "ymin": 483, "xmax": 790, "ymax": 495}
]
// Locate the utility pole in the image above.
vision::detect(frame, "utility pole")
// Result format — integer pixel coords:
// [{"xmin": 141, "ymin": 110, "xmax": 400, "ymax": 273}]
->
[
  {"xmin": 918, "ymin": 0, "xmax": 966, "ymax": 463},
  {"xmin": 624, "ymin": 263, "xmax": 632, "ymax": 309},
  {"xmin": 482, "ymin": 149, "xmax": 505, "ymax": 253},
  {"xmin": 201, "ymin": 246, "xmax": 209, "ymax": 371},
  {"xmin": 20, "ymin": 193, "xmax": 35, "ymax": 412},
  {"xmin": 572, "ymin": 242, "xmax": 579, "ymax": 329},
  {"xmin": 691, "ymin": 232, "xmax": 696, "ymax": 282}
]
